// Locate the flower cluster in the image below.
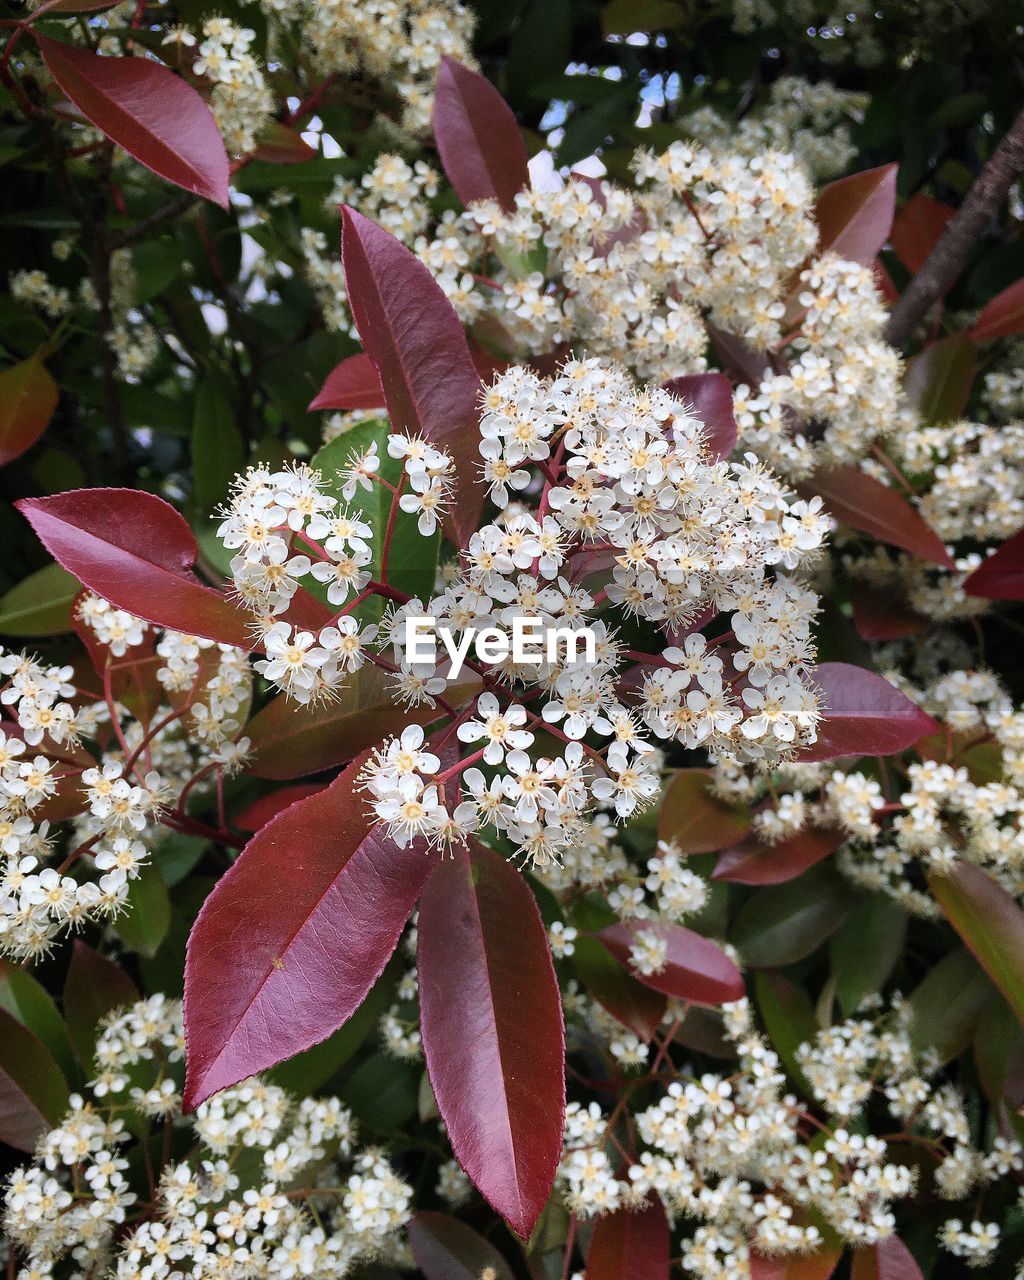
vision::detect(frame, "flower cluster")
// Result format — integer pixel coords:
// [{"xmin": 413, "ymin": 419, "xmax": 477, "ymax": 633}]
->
[
  {"xmin": 0, "ymin": 596, "xmax": 251, "ymax": 960},
  {"xmin": 3, "ymin": 997, "xmax": 413, "ymax": 1279}
]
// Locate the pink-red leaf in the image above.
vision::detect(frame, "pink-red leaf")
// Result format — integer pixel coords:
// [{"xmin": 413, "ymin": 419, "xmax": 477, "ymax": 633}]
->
[
  {"xmin": 183, "ymin": 747, "xmax": 442, "ymax": 1109},
  {"xmin": 308, "ymin": 353, "xmax": 385, "ymax": 412},
  {"xmin": 714, "ymin": 827, "xmax": 845, "ymax": 886},
  {"xmin": 433, "ymin": 57, "xmax": 530, "ymax": 213},
  {"xmin": 233, "ymin": 784, "xmax": 328, "ymax": 832},
  {"xmin": 585, "ymin": 1193, "xmax": 670, "ymax": 1280},
  {"xmin": 662, "ymin": 373, "xmax": 737, "ymax": 460},
  {"xmin": 16, "ymin": 489, "xmax": 252, "ymax": 648},
  {"xmin": 341, "ymin": 207, "xmax": 483, "ymax": 545},
  {"xmin": 850, "ymin": 1236, "xmax": 924, "ymax": 1280},
  {"xmin": 814, "ymin": 163, "xmax": 898, "ymax": 264},
  {"xmin": 929, "ymin": 862, "xmax": 1024, "ymax": 1028},
  {"xmin": 408, "ymin": 1212, "xmax": 515, "ymax": 1280},
  {"xmin": 599, "ymin": 920, "xmax": 744, "ymax": 1005},
  {"xmin": 657, "ymin": 768, "xmax": 751, "ymax": 852},
  {"xmin": 798, "ymin": 662, "xmax": 938, "ymax": 762},
  {"xmin": 36, "ymin": 37, "xmax": 228, "ymax": 207},
  {"xmin": 0, "ymin": 354, "xmax": 58, "ymax": 466},
  {"xmin": 963, "ymin": 525, "xmax": 1024, "ymax": 601},
  {"xmin": 418, "ymin": 840, "xmax": 564, "ymax": 1239},
  {"xmin": 904, "ymin": 334, "xmax": 976, "ymax": 425},
  {"xmin": 750, "ymin": 1249, "xmax": 842, "ymax": 1280},
  {"xmin": 890, "ymin": 193, "xmax": 954, "ymax": 275},
  {"xmin": 971, "ymin": 277, "xmax": 1024, "ymax": 342},
  {"xmin": 851, "ymin": 580, "xmax": 928, "ymax": 641},
  {"xmin": 801, "ymin": 466, "xmax": 953, "ymax": 567}
]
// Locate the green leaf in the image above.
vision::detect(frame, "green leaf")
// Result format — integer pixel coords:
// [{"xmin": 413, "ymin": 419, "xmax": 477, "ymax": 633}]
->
[
  {"xmin": 930, "ymin": 863, "xmax": 1024, "ymax": 1027},
  {"xmin": 0, "ymin": 959, "xmax": 77, "ymax": 1082},
  {"xmin": 602, "ymin": 0, "xmax": 684, "ymax": 35},
  {"xmin": 730, "ymin": 864, "xmax": 855, "ymax": 967},
  {"xmin": 192, "ymin": 375, "xmax": 246, "ymax": 513},
  {"xmin": 114, "ymin": 863, "xmax": 171, "ymax": 958},
  {"xmin": 342, "ymin": 1051, "xmax": 419, "ymax": 1133},
  {"xmin": 830, "ymin": 896, "xmax": 906, "ymax": 1015},
  {"xmin": 904, "ymin": 335, "xmax": 977, "ymax": 426},
  {"xmin": 754, "ymin": 970, "xmax": 817, "ymax": 1094},
  {"xmin": 132, "ymin": 237, "xmax": 185, "ymax": 303},
  {"xmin": 0, "ymin": 1005, "xmax": 69, "ymax": 1150},
  {"xmin": 63, "ymin": 941, "xmax": 139, "ymax": 1069},
  {"xmin": 908, "ymin": 946, "xmax": 993, "ymax": 1062},
  {"xmin": 155, "ymin": 832, "xmax": 207, "ymax": 887},
  {"xmin": 0, "ymin": 561, "xmax": 79, "ymax": 636}
]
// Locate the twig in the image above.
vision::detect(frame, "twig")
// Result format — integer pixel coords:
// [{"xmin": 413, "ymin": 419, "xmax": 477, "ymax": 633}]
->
[{"xmin": 886, "ymin": 104, "xmax": 1024, "ymax": 347}]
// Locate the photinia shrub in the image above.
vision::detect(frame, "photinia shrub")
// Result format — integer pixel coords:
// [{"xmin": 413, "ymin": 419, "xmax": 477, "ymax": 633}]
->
[{"xmin": 1, "ymin": 12, "xmax": 1024, "ymax": 1280}]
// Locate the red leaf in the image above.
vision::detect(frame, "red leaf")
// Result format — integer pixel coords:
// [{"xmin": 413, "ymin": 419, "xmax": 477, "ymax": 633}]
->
[
  {"xmin": 801, "ymin": 466, "xmax": 954, "ymax": 567},
  {"xmin": 433, "ymin": 57, "xmax": 530, "ymax": 213},
  {"xmin": 904, "ymin": 334, "xmax": 976, "ymax": 426},
  {"xmin": 963, "ymin": 525, "xmax": 1024, "ymax": 600},
  {"xmin": 36, "ymin": 37, "xmax": 228, "ymax": 207},
  {"xmin": 0, "ymin": 354, "xmax": 58, "ymax": 466},
  {"xmin": 586, "ymin": 1193, "xmax": 670, "ymax": 1280},
  {"xmin": 16, "ymin": 489, "xmax": 252, "ymax": 648},
  {"xmin": 183, "ymin": 746, "xmax": 443, "ymax": 1108},
  {"xmin": 971, "ymin": 277, "xmax": 1024, "ymax": 342},
  {"xmin": 233, "ymin": 784, "xmax": 327, "ymax": 831},
  {"xmin": 408, "ymin": 1212, "xmax": 515, "ymax": 1280},
  {"xmin": 308, "ymin": 353, "xmax": 385, "ymax": 412},
  {"xmin": 599, "ymin": 920, "xmax": 744, "ymax": 1005},
  {"xmin": 851, "ymin": 1236, "xmax": 924, "ymax": 1280},
  {"xmin": 418, "ymin": 840, "xmax": 564, "ymax": 1238},
  {"xmin": 872, "ymin": 257, "xmax": 899, "ymax": 304},
  {"xmin": 707, "ymin": 323, "xmax": 771, "ymax": 385},
  {"xmin": 714, "ymin": 827, "xmax": 845, "ymax": 886},
  {"xmin": 851, "ymin": 580, "xmax": 928, "ymax": 641},
  {"xmin": 890, "ymin": 193, "xmax": 954, "ymax": 275},
  {"xmin": 341, "ymin": 207, "xmax": 483, "ymax": 546},
  {"xmin": 572, "ymin": 935, "xmax": 667, "ymax": 1040},
  {"xmin": 662, "ymin": 373, "xmax": 737, "ymax": 460},
  {"xmin": 798, "ymin": 662, "xmax": 938, "ymax": 762},
  {"xmin": 750, "ymin": 1248, "xmax": 842, "ymax": 1280},
  {"xmin": 657, "ymin": 768, "xmax": 751, "ymax": 853},
  {"xmin": 814, "ymin": 164, "xmax": 898, "ymax": 264},
  {"xmin": 251, "ymin": 121, "xmax": 317, "ymax": 165}
]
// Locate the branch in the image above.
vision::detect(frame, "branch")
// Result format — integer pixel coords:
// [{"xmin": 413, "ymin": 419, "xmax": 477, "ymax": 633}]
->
[
  {"xmin": 886, "ymin": 104, "xmax": 1024, "ymax": 347},
  {"xmin": 110, "ymin": 190, "xmax": 198, "ymax": 250}
]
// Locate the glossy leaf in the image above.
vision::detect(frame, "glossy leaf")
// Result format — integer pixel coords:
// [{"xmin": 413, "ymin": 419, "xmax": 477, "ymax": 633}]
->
[
  {"xmin": 890, "ymin": 193, "xmax": 954, "ymax": 275},
  {"xmin": 904, "ymin": 335, "xmax": 977, "ymax": 426},
  {"xmin": 433, "ymin": 57, "xmax": 530, "ymax": 212},
  {"xmin": 340, "ymin": 207, "xmax": 483, "ymax": 545},
  {"xmin": 963, "ymin": 525, "xmax": 1024, "ymax": 601},
  {"xmin": 418, "ymin": 840, "xmax": 564, "ymax": 1238},
  {"xmin": 657, "ymin": 768, "xmax": 751, "ymax": 852},
  {"xmin": 831, "ymin": 895, "xmax": 906, "ymax": 1016},
  {"xmin": 16, "ymin": 488, "xmax": 253, "ymax": 648},
  {"xmin": 798, "ymin": 662, "xmax": 938, "ymax": 762},
  {"xmin": 586, "ymin": 1193, "xmax": 670, "ymax": 1280},
  {"xmin": 754, "ymin": 970, "xmax": 817, "ymax": 1093},
  {"xmin": 233, "ymin": 783, "xmax": 327, "ymax": 831},
  {"xmin": 408, "ymin": 1211, "xmax": 515, "ymax": 1280},
  {"xmin": 0, "ymin": 960, "xmax": 77, "ymax": 1082},
  {"xmin": 251, "ymin": 121, "xmax": 318, "ymax": 165},
  {"xmin": 0, "ymin": 561, "xmax": 78, "ymax": 636},
  {"xmin": 930, "ymin": 862, "xmax": 1024, "ymax": 1027},
  {"xmin": 183, "ymin": 747, "xmax": 441, "ymax": 1109},
  {"xmin": 572, "ymin": 898, "xmax": 666, "ymax": 1038},
  {"xmin": 970, "ymin": 277, "xmax": 1024, "ymax": 342},
  {"xmin": 850, "ymin": 1235, "xmax": 924, "ymax": 1280},
  {"xmin": 801, "ymin": 466, "xmax": 953, "ymax": 567},
  {"xmin": 814, "ymin": 164, "xmax": 898, "ymax": 264},
  {"xmin": 114, "ymin": 863, "xmax": 171, "ymax": 958},
  {"xmin": 599, "ymin": 919, "xmax": 744, "ymax": 1005},
  {"xmin": 0, "ymin": 1006, "xmax": 68, "ymax": 1151},
  {"xmin": 731, "ymin": 863, "xmax": 854, "ymax": 967},
  {"xmin": 908, "ymin": 946, "xmax": 993, "ymax": 1063},
  {"xmin": 714, "ymin": 826, "xmax": 845, "ymax": 886},
  {"xmin": 750, "ymin": 1250, "xmax": 841, "ymax": 1280},
  {"xmin": 245, "ymin": 664, "xmax": 477, "ymax": 779},
  {"xmin": 30, "ymin": 0, "xmax": 120, "ymax": 16},
  {"xmin": 63, "ymin": 941, "xmax": 139, "ymax": 1069},
  {"xmin": 662, "ymin": 373, "xmax": 737, "ymax": 460},
  {"xmin": 308, "ymin": 353, "xmax": 385, "ymax": 412},
  {"xmin": 0, "ymin": 353, "xmax": 59, "ymax": 466},
  {"xmin": 36, "ymin": 37, "xmax": 229, "ymax": 207}
]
